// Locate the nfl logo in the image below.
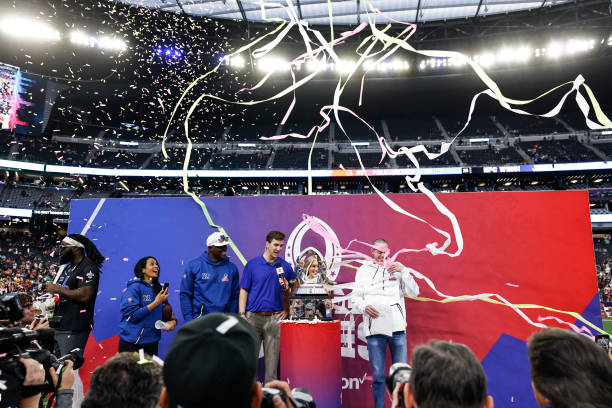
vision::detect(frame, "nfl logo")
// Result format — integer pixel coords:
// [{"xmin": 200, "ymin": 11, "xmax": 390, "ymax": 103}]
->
[{"xmin": 221, "ymin": 274, "xmax": 229, "ymax": 282}]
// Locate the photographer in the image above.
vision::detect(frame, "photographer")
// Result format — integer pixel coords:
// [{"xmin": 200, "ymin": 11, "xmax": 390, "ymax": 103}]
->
[
  {"xmin": 1, "ymin": 357, "xmax": 74, "ymax": 408},
  {"xmin": 15, "ymin": 293, "xmax": 49, "ymax": 331},
  {"xmin": 44, "ymin": 234, "xmax": 104, "ymax": 358},
  {"xmin": 391, "ymin": 340, "xmax": 494, "ymax": 408}
]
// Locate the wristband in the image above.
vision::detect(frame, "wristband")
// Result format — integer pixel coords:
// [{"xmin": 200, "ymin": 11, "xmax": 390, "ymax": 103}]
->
[{"xmin": 239, "ymin": 312, "xmax": 246, "ymax": 316}]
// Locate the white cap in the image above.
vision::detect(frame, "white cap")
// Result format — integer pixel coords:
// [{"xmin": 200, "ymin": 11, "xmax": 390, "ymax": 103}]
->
[{"xmin": 206, "ymin": 232, "xmax": 230, "ymax": 247}]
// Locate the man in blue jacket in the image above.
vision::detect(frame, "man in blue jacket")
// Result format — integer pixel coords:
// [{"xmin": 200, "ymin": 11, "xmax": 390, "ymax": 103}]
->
[{"xmin": 180, "ymin": 232, "xmax": 240, "ymax": 322}]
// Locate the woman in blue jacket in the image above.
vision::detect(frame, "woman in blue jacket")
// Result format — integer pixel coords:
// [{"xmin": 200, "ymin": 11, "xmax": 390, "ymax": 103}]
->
[{"xmin": 118, "ymin": 256, "xmax": 176, "ymax": 355}]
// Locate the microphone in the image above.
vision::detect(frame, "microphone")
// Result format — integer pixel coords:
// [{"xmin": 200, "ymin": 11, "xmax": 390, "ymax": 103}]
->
[{"xmin": 275, "ymin": 263, "xmax": 288, "ymax": 290}]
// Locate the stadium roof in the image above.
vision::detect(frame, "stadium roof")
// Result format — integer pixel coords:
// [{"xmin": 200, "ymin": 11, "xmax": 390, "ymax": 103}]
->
[{"xmin": 115, "ymin": 0, "xmax": 572, "ymax": 25}]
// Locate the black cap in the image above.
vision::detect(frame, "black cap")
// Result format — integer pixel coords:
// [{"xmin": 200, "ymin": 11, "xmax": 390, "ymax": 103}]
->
[{"xmin": 163, "ymin": 313, "xmax": 259, "ymax": 408}]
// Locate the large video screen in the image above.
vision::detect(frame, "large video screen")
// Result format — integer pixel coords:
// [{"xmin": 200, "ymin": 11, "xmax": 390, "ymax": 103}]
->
[{"xmin": 0, "ymin": 62, "xmax": 45, "ymax": 136}]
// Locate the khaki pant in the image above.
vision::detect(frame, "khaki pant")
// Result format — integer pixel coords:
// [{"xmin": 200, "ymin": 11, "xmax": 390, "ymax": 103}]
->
[{"xmin": 246, "ymin": 312, "xmax": 281, "ymax": 383}]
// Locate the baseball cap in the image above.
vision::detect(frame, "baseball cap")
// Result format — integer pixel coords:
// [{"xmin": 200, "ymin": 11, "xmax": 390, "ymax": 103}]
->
[
  {"xmin": 206, "ymin": 232, "xmax": 230, "ymax": 247},
  {"xmin": 163, "ymin": 313, "xmax": 259, "ymax": 408}
]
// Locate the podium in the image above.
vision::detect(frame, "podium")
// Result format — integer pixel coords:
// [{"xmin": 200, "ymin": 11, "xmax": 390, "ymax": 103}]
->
[{"xmin": 280, "ymin": 320, "xmax": 342, "ymax": 408}]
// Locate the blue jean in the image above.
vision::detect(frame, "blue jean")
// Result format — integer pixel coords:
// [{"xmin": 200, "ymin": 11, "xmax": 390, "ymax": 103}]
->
[{"xmin": 367, "ymin": 332, "xmax": 407, "ymax": 408}]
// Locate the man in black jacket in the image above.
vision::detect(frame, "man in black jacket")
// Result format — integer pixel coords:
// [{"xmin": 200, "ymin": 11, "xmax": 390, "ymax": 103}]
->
[{"xmin": 45, "ymin": 234, "xmax": 105, "ymax": 359}]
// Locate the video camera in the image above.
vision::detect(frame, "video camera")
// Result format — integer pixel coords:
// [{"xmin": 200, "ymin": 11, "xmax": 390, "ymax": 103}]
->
[
  {"xmin": 0, "ymin": 293, "xmax": 25, "ymax": 322},
  {"xmin": 0, "ymin": 326, "xmax": 84, "ymax": 407},
  {"xmin": 261, "ymin": 386, "xmax": 316, "ymax": 408}
]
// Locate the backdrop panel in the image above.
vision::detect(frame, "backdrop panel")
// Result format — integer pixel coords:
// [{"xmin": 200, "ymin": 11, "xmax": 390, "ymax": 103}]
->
[{"xmin": 68, "ymin": 191, "xmax": 601, "ymax": 406}]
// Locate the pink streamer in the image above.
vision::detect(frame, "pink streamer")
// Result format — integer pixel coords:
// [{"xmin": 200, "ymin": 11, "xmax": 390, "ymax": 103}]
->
[
  {"xmin": 303, "ymin": 214, "xmax": 430, "ymax": 268},
  {"xmin": 537, "ymin": 315, "xmax": 595, "ymax": 338}
]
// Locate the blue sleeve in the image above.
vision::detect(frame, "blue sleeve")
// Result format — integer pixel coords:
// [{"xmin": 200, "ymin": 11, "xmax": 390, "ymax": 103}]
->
[
  {"xmin": 120, "ymin": 284, "xmax": 150, "ymax": 324},
  {"xmin": 227, "ymin": 264, "xmax": 240, "ymax": 313},
  {"xmin": 240, "ymin": 261, "xmax": 253, "ymax": 291},
  {"xmin": 284, "ymin": 262, "xmax": 297, "ymax": 281},
  {"xmin": 180, "ymin": 263, "xmax": 195, "ymax": 322}
]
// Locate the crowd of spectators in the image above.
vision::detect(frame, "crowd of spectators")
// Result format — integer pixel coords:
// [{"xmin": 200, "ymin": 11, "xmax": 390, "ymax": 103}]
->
[
  {"xmin": 594, "ymin": 237, "xmax": 612, "ymax": 308},
  {"xmin": 0, "ymin": 230, "xmax": 60, "ymax": 296}
]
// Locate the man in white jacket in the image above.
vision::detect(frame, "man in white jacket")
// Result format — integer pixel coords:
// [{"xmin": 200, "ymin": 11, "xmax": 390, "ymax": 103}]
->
[{"xmin": 352, "ymin": 238, "xmax": 420, "ymax": 408}]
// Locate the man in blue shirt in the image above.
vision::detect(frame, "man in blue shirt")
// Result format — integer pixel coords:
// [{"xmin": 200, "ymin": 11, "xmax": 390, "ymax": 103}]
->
[
  {"xmin": 239, "ymin": 230, "xmax": 296, "ymax": 383},
  {"xmin": 180, "ymin": 232, "xmax": 240, "ymax": 321}
]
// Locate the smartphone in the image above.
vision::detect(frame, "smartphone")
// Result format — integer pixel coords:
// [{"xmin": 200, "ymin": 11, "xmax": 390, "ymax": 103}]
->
[
  {"xmin": 162, "ymin": 282, "xmax": 169, "ymax": 291},
  {"xmin": 595, "ymin": 334, "xmax": 610, "ymax": 351}
]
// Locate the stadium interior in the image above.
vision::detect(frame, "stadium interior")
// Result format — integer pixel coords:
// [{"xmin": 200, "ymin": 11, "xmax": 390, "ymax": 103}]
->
[{"xmin": 2, "ymin": 0, "xmax": 612, "ymax": 356}]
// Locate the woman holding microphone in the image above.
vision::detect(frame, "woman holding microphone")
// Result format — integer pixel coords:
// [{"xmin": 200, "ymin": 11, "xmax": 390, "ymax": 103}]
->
[{"xmin": 119, "ymin": 256, "xmax": 177, "ymax": 355}]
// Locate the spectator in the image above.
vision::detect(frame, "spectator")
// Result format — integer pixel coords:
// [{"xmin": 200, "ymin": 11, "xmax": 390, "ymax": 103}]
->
[
  {"xmin": 81, "ymin": 353, "xmax": 164, "ymax": 408},
  {"xmin": 527, "ymin": 328, "xmax": 612, "ymax": 408},
  {"xmin": 160, "ymin": 312, "xmax": 295, "ymax": 408},
  {"xmin": 392, "ymin": 340, "xmax": 494, "ymax": 408}
]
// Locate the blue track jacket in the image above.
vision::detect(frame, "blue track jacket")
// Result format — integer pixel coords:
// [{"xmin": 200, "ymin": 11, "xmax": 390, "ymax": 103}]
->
[
  {"xmin": 180, "ymin": 253, "xmax": 240, "ymax": 322},
  {"xmin": 119, "ymin": 279, "xmax": 165, "ymax": 345}
]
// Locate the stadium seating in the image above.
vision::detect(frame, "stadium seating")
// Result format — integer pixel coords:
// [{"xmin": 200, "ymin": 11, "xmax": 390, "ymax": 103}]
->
[
  {"xmin": 385, "ymin": 116, "xmax": 443, "ymax": 141},
  {"xmin": 438, "ymin": 114, "xmax": 500, "ymax": 138},
  {"xmin": 458, "ymin": 146, "xmax": 525, "ymax": 165},
  {"xmin": 273, "ymin": 147, "xmax": 328, "ymax": 169},
  {"xmin": 520, "ymin": 138, "xmax": 600, "ymax": 163},
  {"xmin": 332, "ymin": 151, "xmax": 391, "ymax": 169},
  {"xmin": 593, "ymin": 142, "xmax": 612, "ymax": 159},
  {"xmin": 495, "ymin": 112, "xmax": 568, "ymax": 136},
  {"xmin": 0, "ymin": 185, "xmax": 73, "ymax": 211},
  {"xmin": 90, "ymin": 150, "xmax": 151, "ymax": 168},
  {"xmin": 210, "ymin": 151, "xmax": 270, "ymax": 169}
]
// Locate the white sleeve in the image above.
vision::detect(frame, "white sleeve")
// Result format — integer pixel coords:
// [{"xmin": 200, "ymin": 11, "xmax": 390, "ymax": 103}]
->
[
  {"xmin": 399, "ymin": 267, "xmax": 419, "ymax": 298},
  {"xmin": 350, "ymin": 265, "xmax": 368, "ymax": 314}
]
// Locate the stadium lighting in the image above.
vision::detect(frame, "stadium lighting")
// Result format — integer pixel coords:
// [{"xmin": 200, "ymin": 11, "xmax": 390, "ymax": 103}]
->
[
  {"xmin": 262, "ymin": 185, "xmax": 270, "ymax": 190},
  {"xmin": 593, "ymin": 178, "xmax": 603, "ymax": 183},
  {"xmin": 336, "ymin": 59, "xmax": 357, "ymax": 73},
  {"xmin": 222, "ymin": 55, "xmax": 245, "ymax": 68},
  {"xmin": 237, "ymin": 143, "xmax": 256, "ymax": 147},
  {"xmin": 1, "ymin": 17, "xmax": 60, "ymax": 41},
  {"xmin": 257, "ymin": 57, "xmax": 291, "ymax": 73},
  {"xmin": 71, "ymin": 30, "xmax": 127, "ymax": 52},
  {"xmin": 546, "ymin": 42, "xmax": 564, "ymax": 59},
  {"xmin": 351, "ymin": 142, "xmax": 370, "ymax": 146},
  {"xmin": 241, "ymin": 186, "xmax": 249, "ymax": 190},
  {"xmin": 504, "ymin": 181, "xmax": 513, "ymax": 186}
]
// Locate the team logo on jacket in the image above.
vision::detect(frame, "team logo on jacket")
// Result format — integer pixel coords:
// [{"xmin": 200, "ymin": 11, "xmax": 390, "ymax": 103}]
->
[
  {"xmin": 142, "ymin": 294, "xmax": 152, "ymax": 302},
  {"xmin": 201, "ymin": 272, "xmax": 211, "ymax": 280},
  {"xmin": 221, "ymin": 273, "xmax": 229, "ymax": 282},
  {"xmin": 86, "ymin": 271, "xmax": 94, "ymax": 280}
]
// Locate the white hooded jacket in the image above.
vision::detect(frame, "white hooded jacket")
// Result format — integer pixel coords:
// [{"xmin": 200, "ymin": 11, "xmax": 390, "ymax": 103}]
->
[{"xmin": 352, "ymin": 261, "xmax": 419, "ymax": 337}]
